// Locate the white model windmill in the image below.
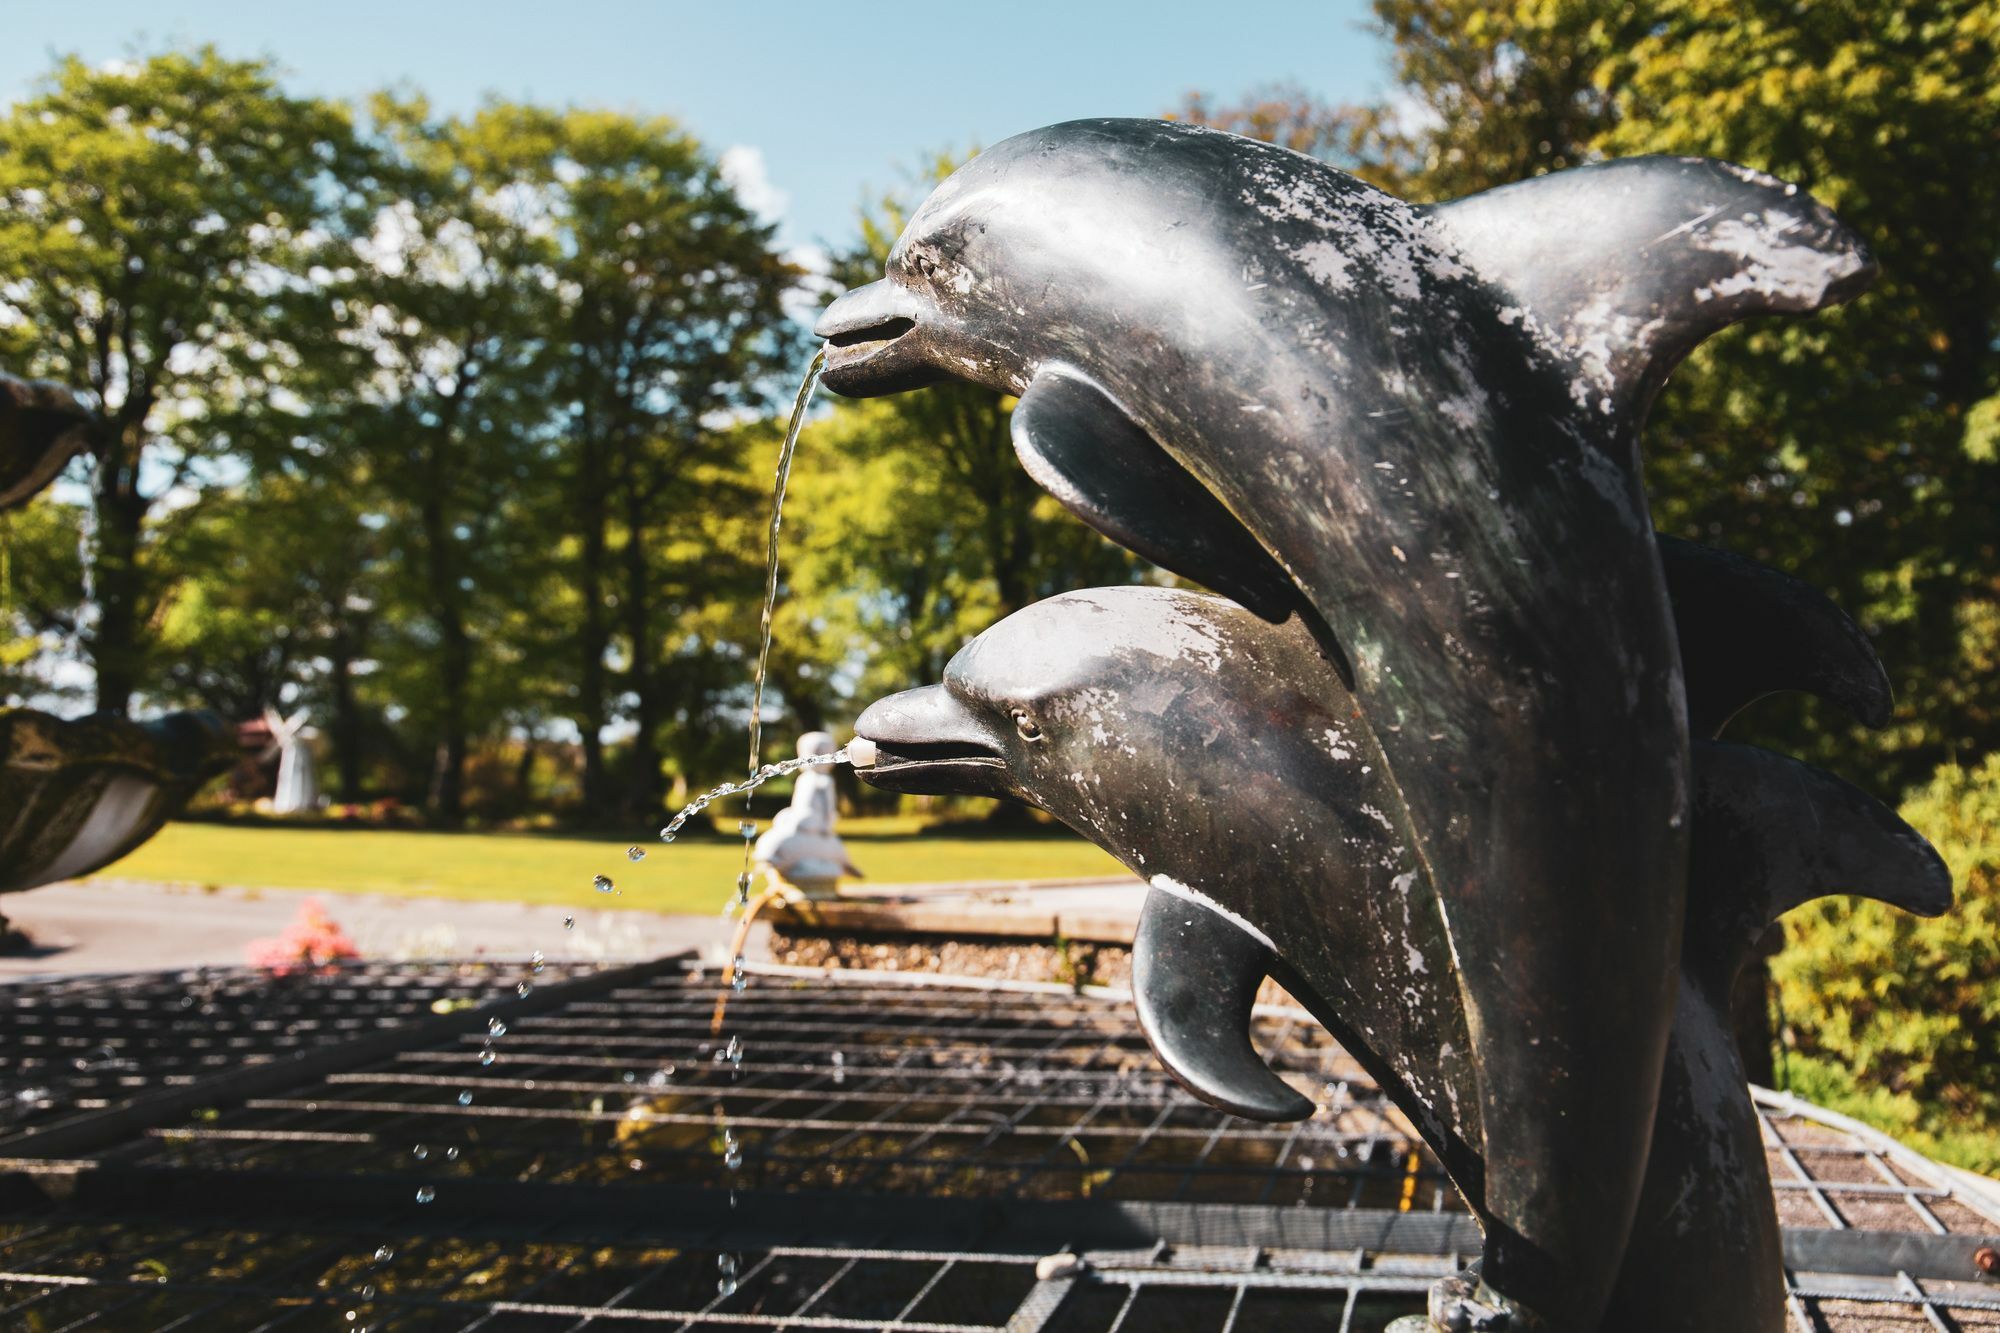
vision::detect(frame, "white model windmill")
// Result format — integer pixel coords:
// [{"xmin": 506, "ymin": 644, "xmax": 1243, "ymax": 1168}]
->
[{"xmin": 260, "ymin": 707, "xmax": 322, "ymax": 815}]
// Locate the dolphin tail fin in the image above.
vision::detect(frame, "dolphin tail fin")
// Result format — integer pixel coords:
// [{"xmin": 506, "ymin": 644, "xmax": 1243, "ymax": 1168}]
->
[
  {"xmin": 1658, "ymin": 534, "xmax": 1891, "ymax": 738},
  {"xmin": 1424, "ymin": 157, "xmax": 1874, "ymax": 420},
  {"xmin": 1687, "ymin": 741, "xmax": 1950, "ymax": 993}
]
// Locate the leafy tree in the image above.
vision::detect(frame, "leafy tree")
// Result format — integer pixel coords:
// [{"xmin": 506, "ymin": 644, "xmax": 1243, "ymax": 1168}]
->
[
  {"xmin": 1774, "ymin": 754, "xmax": 2000, "ymax": 1169},
  {"xmin": 146, "ymin": 465, "xmax": 384, "ymax": 799},
  {"xmin": 0, "ymin": 494, "xmax": 88, "ymax": 707},
  {"xmin": 323, "ymin": 95, "xmax": 565, "ymax": 821},
  {"xmin": 524, "ymin": 107, "xmax": 803, "ymax": 814},
  {"xmin": 0, "ymin": 48, "xmax": 373, "ymax": 714}
]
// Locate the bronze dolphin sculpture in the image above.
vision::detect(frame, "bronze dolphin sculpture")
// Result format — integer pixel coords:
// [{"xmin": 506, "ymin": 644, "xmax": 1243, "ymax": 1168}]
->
[
  {"xmin": 817, "ymin": 117, "xmax": 1875, "ymax": 1323},
  {"xmin": 852, "ymin": 574, "xmax": 1946, "ymax": 1330}
]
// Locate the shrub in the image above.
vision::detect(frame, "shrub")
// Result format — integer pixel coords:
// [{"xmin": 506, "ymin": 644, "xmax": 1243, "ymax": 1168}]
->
[{"xmin": 1774, "ymin": 753, "xmax": 2000, "ymax": 1155}]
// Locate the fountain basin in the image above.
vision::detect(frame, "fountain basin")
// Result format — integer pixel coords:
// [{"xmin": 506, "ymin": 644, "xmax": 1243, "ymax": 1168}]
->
[{"xmin": 0, "ymin": 708, "xmax": 233, "ymax": 894}]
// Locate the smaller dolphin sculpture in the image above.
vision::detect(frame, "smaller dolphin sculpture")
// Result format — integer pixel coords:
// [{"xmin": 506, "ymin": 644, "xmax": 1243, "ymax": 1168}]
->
[
  {"xmin": 818, "ymin": 118, "xmax": 1876, "ymax": 1325},
  {"xmin": 851, "ymin": 577, "xmax": 1947, "ymax": 1331}
]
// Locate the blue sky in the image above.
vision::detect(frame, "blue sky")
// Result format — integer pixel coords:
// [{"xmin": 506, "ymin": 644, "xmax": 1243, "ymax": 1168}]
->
[{"xmin": 2, "ymin": 1, "xmax": 1393, "ymax": 258}]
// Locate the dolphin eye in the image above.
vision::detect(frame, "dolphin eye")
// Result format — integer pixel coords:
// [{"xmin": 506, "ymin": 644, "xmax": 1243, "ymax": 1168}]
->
[
  {"xmin": 913, "ymin": 253, "xmax": 940, "ymax": 280},
  {"xmin": 1011, "ymin": 709, "xmax": 1043, "ymax": 742}
]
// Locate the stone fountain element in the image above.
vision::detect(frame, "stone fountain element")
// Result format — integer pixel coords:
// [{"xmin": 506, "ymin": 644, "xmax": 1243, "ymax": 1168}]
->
[
  {"xmin": 819, "ymin": 120, "xmax": 1919, "ymax": 1330},
  {"xmin": 1, "ymin": 370, "xmax": 232, "ymax": 906},
  {"xmin": 0, "ymin": 372, "xmax": 93, "ymax": 510},
  {"xmin": 752, "ymin": 731, "xmax": 860, "ymax": 900},
  {"xmin": 0, "ymin": 708, "xmax": 232, "ymax": 893}
]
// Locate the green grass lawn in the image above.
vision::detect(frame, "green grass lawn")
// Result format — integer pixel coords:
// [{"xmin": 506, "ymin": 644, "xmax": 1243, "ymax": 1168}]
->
[{"xmin": 90, "ymin": 818, "xmax": 1128, "ymax": 916}]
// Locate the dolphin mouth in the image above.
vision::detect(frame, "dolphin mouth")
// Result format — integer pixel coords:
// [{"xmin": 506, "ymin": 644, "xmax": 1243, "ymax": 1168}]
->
[
  {"xmin": 816, "ymin": 281, "xmax": 945, "ymax": 397},
  {"xmin": 826, "ymin": 316, "xmax": 915, "ymax": 353},
  {"xmin": 852, "ymin": 685, "xmax": 1015, "ymax": 799},
  {"xmin": 866, "ymin": 737, "xmax": 1007, "ymax": 783}
]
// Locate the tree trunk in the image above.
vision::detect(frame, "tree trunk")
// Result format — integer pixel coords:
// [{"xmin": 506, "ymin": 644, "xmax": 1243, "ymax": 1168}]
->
[
  {"xmin": 513, "ymin": 732, "xmax": 537, "ymax": 803},
  {"xmin": 575, "ymin": 428, "xmax": 610, "ymax": 810},
  {"xmin": 620, "ymin": 481, "xmax": 660, "ymax": 818},
  {"xmin": 87, "ymin": 422, "xmax": 149, "ymax": 717},
  {"xmin": 329, "ymin": 631, "xmax": 364, "ymax": 803},
  {"xmin": 420, "ymin": 476, "xmax": 469, "ymax": 824}
]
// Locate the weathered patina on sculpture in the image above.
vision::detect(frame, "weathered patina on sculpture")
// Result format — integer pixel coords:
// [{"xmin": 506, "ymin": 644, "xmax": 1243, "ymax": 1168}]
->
[
  {"xmin": 1, "ymin": 370, "xmax": 232, "ymax": 904},
  {"xmin": 821, "ymin": 119, "xmax": 1907, "ymax": 1329}
]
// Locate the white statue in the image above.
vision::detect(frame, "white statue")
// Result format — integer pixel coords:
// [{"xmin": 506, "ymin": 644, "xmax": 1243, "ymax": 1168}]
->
[
  {"xmin": 752, "ymin": 731, "xmax": 860, "ymax": 899},
  {"xmin": 262, "ymin": 707, "xmax": 321, "ymax": 814}
]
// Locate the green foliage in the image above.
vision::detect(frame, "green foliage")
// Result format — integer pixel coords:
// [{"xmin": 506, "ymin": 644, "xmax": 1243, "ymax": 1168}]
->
[
  {"xmin": 1774, "ymin": 755, "xmax": 2000, "ymax": 1160},
  {"xmin": 0, "ymin": 495, "xmax": 86, "ymax": 704},
  {"xmin": 0, "ymin": 48, "xmax": 373, "ymax": 713}
]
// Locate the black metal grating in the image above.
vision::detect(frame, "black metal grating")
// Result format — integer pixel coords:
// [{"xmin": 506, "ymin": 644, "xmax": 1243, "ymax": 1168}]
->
[
  {"xmin": 0, "ymin": 960, "xmax": 587, "ymax": 1138},
  {"xmin": 1, "ymin": 958, "xmax": 1996, "ymax": 1330}
]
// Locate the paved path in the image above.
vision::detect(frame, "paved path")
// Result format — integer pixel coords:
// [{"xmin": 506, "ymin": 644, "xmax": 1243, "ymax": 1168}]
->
[{"xmin": 0, "ymin": 880, "xmax": 744, "ymax": 982}]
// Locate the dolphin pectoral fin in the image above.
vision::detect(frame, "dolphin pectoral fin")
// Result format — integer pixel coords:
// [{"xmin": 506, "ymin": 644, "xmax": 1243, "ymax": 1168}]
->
[
  {"xmin": 1427, "ymin": 157, "xmax": 1874, "ymax": 417},
  {"xmin": 1687, "ymin": 740, "xmax": 1951, "ymax": 992},
  {"xmin": 1012, "ymin": 366, "xmax": 1302, "ymax": 624},
  {"xmin": 1658, "ymin": 533, "xmax": 1892, "ymax": 737},
  {"xmin": 1132, "ymin": 881, "xmax": 1314, "ymax": 1122}
]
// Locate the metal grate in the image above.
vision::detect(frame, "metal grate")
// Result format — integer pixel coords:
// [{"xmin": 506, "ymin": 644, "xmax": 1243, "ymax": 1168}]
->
[
  {"xmin": 0, "ymin": 960, "xmax": 584, "ymax": 1138},
  {"xmin": 1, "ymin": 958, "xmax": 1996, "ymax": 1330}
]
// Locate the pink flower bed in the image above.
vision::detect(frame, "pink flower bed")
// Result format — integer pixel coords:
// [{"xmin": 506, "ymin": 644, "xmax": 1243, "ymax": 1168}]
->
[{"xmin": 245, "ymin": 897, "xmax": 360, "ymax": 975}]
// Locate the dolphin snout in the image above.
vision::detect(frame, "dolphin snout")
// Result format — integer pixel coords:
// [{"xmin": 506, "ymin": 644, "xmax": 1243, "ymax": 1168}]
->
[
  {"xmin": 852, "ymin": 685, "xmax": 1013, "ymax": 799},
  {"xmin": 816, "ymin": 281, "xmax": 942, "ymax": 397}
]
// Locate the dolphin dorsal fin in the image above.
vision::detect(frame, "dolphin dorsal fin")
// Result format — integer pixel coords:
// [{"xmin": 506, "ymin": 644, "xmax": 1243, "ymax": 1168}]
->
[
  {"xmin": 1424, "ymin": 157, "xmax": 1875, "ymax": 421},
  {"xmin": 1658, "ymin": 535, "xmax": 1891, "ymax": 737},
  {"xmin": 1686, "ymin": 741, "xmax": 1950, "ymax": 996}
]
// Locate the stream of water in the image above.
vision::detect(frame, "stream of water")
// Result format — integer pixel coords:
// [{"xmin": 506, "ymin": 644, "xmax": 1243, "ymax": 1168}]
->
[{"xmin": 664, "ymin": 348, "xmax": 834, "ymax": 1295}]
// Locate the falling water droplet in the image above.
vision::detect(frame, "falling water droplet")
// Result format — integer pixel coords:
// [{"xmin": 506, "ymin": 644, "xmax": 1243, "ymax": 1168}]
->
[
  {"xmin": 515, "ymin": 981, "xmax": 533, "ymax": 998},
  {"xmin": 457, "ymin": 1091, "xmax": 474, "ymax": 1106},
  {"xmin": 529, "ymin": 951, "xmax": 545, "ymax": 973},
  {"xmin": 831, "ymin": 1050, "xmax": 846, "ymax": 1085},
  {"xmin": 726, "ymin": 1035, "xmax": 743, "ymax": 1064},
  {"xmin": 724, "ymin": 1144, "xmax": 743, "ymax": 1170},
  {"xmin": 445, "ymin": 1146, "xmax": 460, "ymax": 1162},
  {"xmin": 626, "ymin": 845, "xmax": 646, "ymax": 862},
  {"xmin": 563, "ymin": 916, "xmax": 575, "ymax": 930},
  {"xmin": 593, "ymin": 874, "xmax": 615, "ymax": 894},
  {"xmin": 411, "ymin": 1143, "xmax": 430, "ymax": 1161},
  {"xmin": 488, "ymin": 1018, "xmax": 507, "ymax": 1038},
  {"xmin": 373, "ymin": 1245, "xmax": 395, "ymax": 1264},
  {"xmin": 738, "ymin": 820, "xmax": 757, "ymax": 840},
  {"xmin": 731, "ymin": 958, "xmax": 748, "ymax": 993},
  {"xmin": 479, "ymin": 1048, "xmax": 496, "ymax": 1067},
  {"xmin": 414, "ymin": 1186, "xmax": 435, "ymax": 1204}
]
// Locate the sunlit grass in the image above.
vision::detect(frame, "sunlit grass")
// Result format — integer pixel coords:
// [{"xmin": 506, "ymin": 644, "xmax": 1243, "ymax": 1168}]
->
[{"xmin": 90, "ymin": 818, "xmax": 1128, "ymax": 916}]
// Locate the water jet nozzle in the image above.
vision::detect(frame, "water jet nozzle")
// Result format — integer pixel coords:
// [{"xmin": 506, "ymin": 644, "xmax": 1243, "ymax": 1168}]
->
[{"xmin": 846, "ymin": 737, "xmax": 878, "ymax": 768}]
